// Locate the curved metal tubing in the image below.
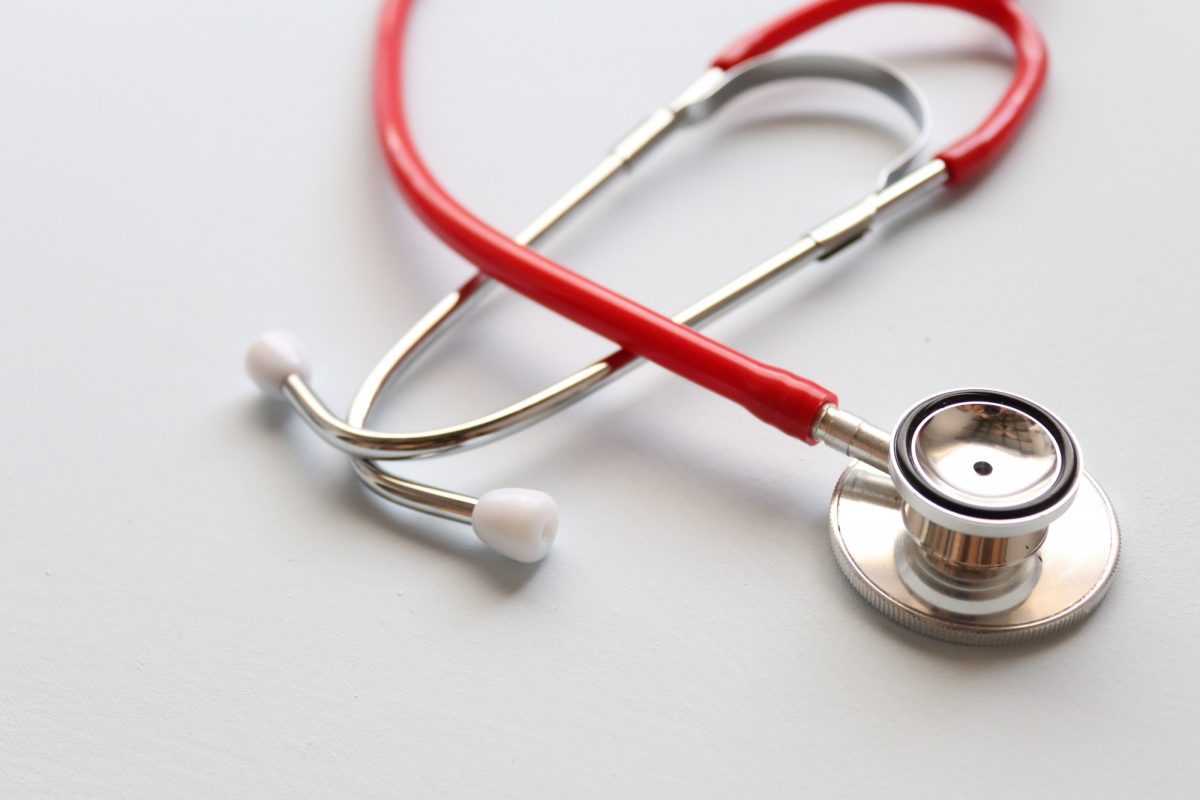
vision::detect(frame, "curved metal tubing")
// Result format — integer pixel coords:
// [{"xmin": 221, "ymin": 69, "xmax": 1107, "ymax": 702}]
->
[{"xmin": 279, "ymin": 53, "xmax": 947, "ymax": 522}]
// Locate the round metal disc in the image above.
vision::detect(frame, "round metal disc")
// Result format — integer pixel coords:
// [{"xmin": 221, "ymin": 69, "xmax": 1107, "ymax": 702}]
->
[
  {"xmin": 829, "ymin": 462, "xmax": 1119, "ymax": 646},
  {"xmin": 890, "ymin": 390, "xmax": 1081, "ymax": 537}
]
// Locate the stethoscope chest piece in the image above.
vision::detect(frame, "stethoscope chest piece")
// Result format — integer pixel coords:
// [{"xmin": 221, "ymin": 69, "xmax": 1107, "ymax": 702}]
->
[{"xmin": 828, "ymin": 390, "xmax": 1119, "ymax": 645}]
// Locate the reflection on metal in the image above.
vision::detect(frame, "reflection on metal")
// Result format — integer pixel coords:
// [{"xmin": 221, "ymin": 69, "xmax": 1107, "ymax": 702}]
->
[{"xmin": 829, "ymin": 462, "xmax": 1119, "ymax": 646}]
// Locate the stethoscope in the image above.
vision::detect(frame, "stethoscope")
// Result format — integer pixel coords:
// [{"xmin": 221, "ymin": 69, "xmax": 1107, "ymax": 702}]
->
[{"xmin": 246, "ymin": 0, "xmax": 1119, "ymax": 645}]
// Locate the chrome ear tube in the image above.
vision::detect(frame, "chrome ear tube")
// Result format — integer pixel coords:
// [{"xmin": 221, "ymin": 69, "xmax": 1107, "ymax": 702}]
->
[
  {"xmin": 814, "ymin": 390, "xmax": 1119, "ymax": 645},
  {"xmin": 249, "ymin": 52, "xmax": 938, "ymax": 563}
]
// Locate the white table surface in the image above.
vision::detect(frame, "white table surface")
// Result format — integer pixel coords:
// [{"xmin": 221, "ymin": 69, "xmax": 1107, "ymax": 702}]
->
[{"xmin": 3, "ymin": 1, "xmax": 1198, "ymax": 796}]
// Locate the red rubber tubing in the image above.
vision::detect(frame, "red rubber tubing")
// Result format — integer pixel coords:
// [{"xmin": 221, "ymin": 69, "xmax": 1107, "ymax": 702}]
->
[
  {"xmin": 375, "ymin": 0, "xmax": 836, "ymax": 442},
  {"xmin": 373, "ymin": 0, "xmax": 1046, "ymax": 442},
  {"xmin": 713, "ymin": 0, "xmax": 1047, "ymax": 184}
]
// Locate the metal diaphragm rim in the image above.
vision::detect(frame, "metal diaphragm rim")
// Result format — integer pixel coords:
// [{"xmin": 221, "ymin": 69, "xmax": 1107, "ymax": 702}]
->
[{"xmin": 828, "ymin": 461, "xmax": 1120, "ymax": 646}]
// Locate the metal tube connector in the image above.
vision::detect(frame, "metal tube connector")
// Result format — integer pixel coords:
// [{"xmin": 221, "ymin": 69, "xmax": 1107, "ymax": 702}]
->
[{"xmin": 811, "ymin": 405, "xmax": 891, "ymax": 473}]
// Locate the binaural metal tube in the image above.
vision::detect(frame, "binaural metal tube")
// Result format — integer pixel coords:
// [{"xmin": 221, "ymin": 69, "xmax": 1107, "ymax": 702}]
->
[
  {"xmin": 276, "ymin": 56, "xmax": 947, "ymax": 522},
  {"xmin": 284, "ymin": 160, "xmax": 946, "ymax": 463},
  {"xmin": 337, "ymin": 161, "xmax": 946, "ymax": 520},
  {"xmin": 326, "ymin": 78, "xmax": 696, "ymax": 520}
]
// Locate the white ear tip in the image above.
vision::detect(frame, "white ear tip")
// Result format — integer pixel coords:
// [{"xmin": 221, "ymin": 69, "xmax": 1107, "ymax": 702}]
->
[
  {"xmin": 246, "ymin": 330, "xmax": 311, "ymax": 397},
  {"xmin": 472, "ymin": 489, "xmax": 559, "ymax": 563}
]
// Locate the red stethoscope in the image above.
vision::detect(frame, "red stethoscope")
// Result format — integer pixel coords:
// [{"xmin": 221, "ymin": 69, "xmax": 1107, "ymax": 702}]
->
[{"xmin": 248, "ymin": 0, "xmax": 1120, "ymax": 645}]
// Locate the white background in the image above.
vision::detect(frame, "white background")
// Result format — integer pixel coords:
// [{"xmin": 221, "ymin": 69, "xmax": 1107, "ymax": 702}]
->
[{"xmin": 2, "ymin": 0, "xmax": 1197, "ymax": 797}]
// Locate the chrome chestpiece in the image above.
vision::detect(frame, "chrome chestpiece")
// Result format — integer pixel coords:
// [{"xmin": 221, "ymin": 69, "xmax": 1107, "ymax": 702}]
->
[{"xmin": 824, "ymin": 389, "xmax": 1120, "ymax": 645}]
